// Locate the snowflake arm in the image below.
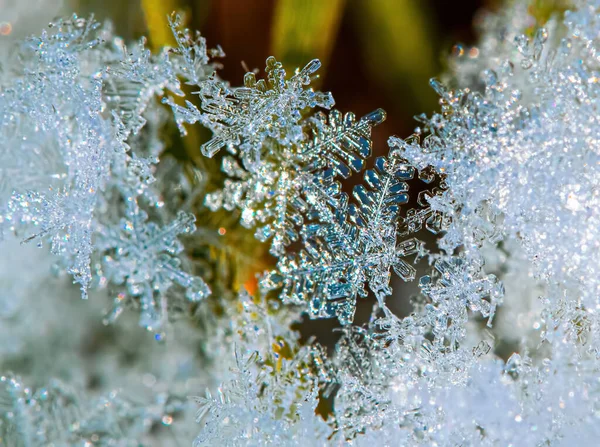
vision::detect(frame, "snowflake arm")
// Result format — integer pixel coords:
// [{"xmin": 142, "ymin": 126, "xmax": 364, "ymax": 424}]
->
[{"xmin": 302, "ymin": 108, "xmax": 386, "ymax": 178}]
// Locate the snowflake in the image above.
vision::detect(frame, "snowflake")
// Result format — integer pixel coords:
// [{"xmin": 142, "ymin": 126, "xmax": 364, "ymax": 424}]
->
[
  {"xmin": 165, "ymin": 54, "xmax": 334, "ymax": 164},
  {"xmin": 98, "ymin": 198, "xmax": 210, "ymax": 330},
  {"xmin": 263, "ymin": 148, "xmax": 441, "ymax": 324}
]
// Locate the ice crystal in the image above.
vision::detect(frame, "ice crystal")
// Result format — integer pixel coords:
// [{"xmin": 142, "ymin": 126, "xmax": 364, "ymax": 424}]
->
[
  {"xmin": 392, "ymin": 0, "xmax": 600, "ymax": 332},
  {"xmin": 0, "ymin": 16, "xmax": 120, "ymax": 296},
  {"xmin": 0, "ymin": 15, "xmax": 212, "ymax": 328},
  {"xmin": 263, "ymin": 148, "xmax": 439, "ymax": 324},
  {"xmin": 6, "ymin": 2, "xmax": 600, "ymax": 446},
  {"xmin": 204, "ymin": 108, "xmax": 386, "ymax": 256},
  {"xmin": 0, "ymin": 374, "xmax": 190, "ymax": 446},
  {"xmin": 98, "ymin": 199, "xmax": 209, "ymax": 330},
  {"xmin": 165, "ymin": 30, "xmax": 395, "ymax": 260},
  {"xmin": 193, "ymin": 288, "xmax": 334, "ymax": 446},
  {"xmin": 104, "ymin": 37, "xmax": 180, "ymax": 136},
  {"xmin": 419, "ymin": 256, "xmax": 503, "ymax": 345},
  {"xmin": 165, "ymin": 54, "xmax": 334, "ymax": 163},
  {"xmin": 167, "ymin": 13, "xmax": 224, "ymax": 87}
]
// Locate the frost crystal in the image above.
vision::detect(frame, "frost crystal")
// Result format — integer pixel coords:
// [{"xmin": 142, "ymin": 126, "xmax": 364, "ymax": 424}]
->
[
  {"xmin": 205, "ymin": 108, "xmax": 386, "ymax": 256},
  {"xmin": 165, "ymin": 53, "xmax": 334, "ymax": 163},
  {"xmin": 0, "ymin": 15, "xmax": 211, "ymax": 327},
  {"xmin": 167, "ymin": 32, "xmax": 393, "ymax": 259},
  {"xmin": 6, "ymin": 2, "xmax": 600, "ymax": 446},
  {"xmin": 0, "ymin": 374, "xmax": 190, "ymax": 446},
  {"xmin": 192, "ymin": 288, "xmax": 335, "ymax": 446},
  {"xmin": 0, "ymin": 17, "xmax": 119, "ymax": 296},
  {"xmin": 263, "ymin": 148, "xmax": 439, "ymax": 324},
  {"xmin": 329, "ymin": 1, "xmax": 600, "ymax": 444},
  {"xmin": 98, "ymin": 199, "xmax": 209, "ymax": 330}
]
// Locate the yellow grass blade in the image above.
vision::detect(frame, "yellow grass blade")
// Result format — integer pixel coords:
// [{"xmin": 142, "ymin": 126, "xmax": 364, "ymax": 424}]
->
[{"xmin": 271, "ymin": 0, "xmax": 346, "ymax": 79}]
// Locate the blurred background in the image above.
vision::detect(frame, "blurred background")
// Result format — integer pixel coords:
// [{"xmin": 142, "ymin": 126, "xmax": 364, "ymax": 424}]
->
[
  {"xmin": 0, "ymin": 0, "xmax": 494, "ymax": 346},
  {"xmin": 1, "ymin": 0, "xmax": 492, "ymax": 137}
]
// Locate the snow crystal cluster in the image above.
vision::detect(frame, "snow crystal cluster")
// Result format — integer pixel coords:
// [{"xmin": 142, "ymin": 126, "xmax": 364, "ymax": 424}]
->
[
  {"xmin": 2, "ymin": 0, "xmax": 600, "ymax": 445},
  {"xmin": 0, "ymin": 15, "xmax": 209, "ymax": 329}
]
